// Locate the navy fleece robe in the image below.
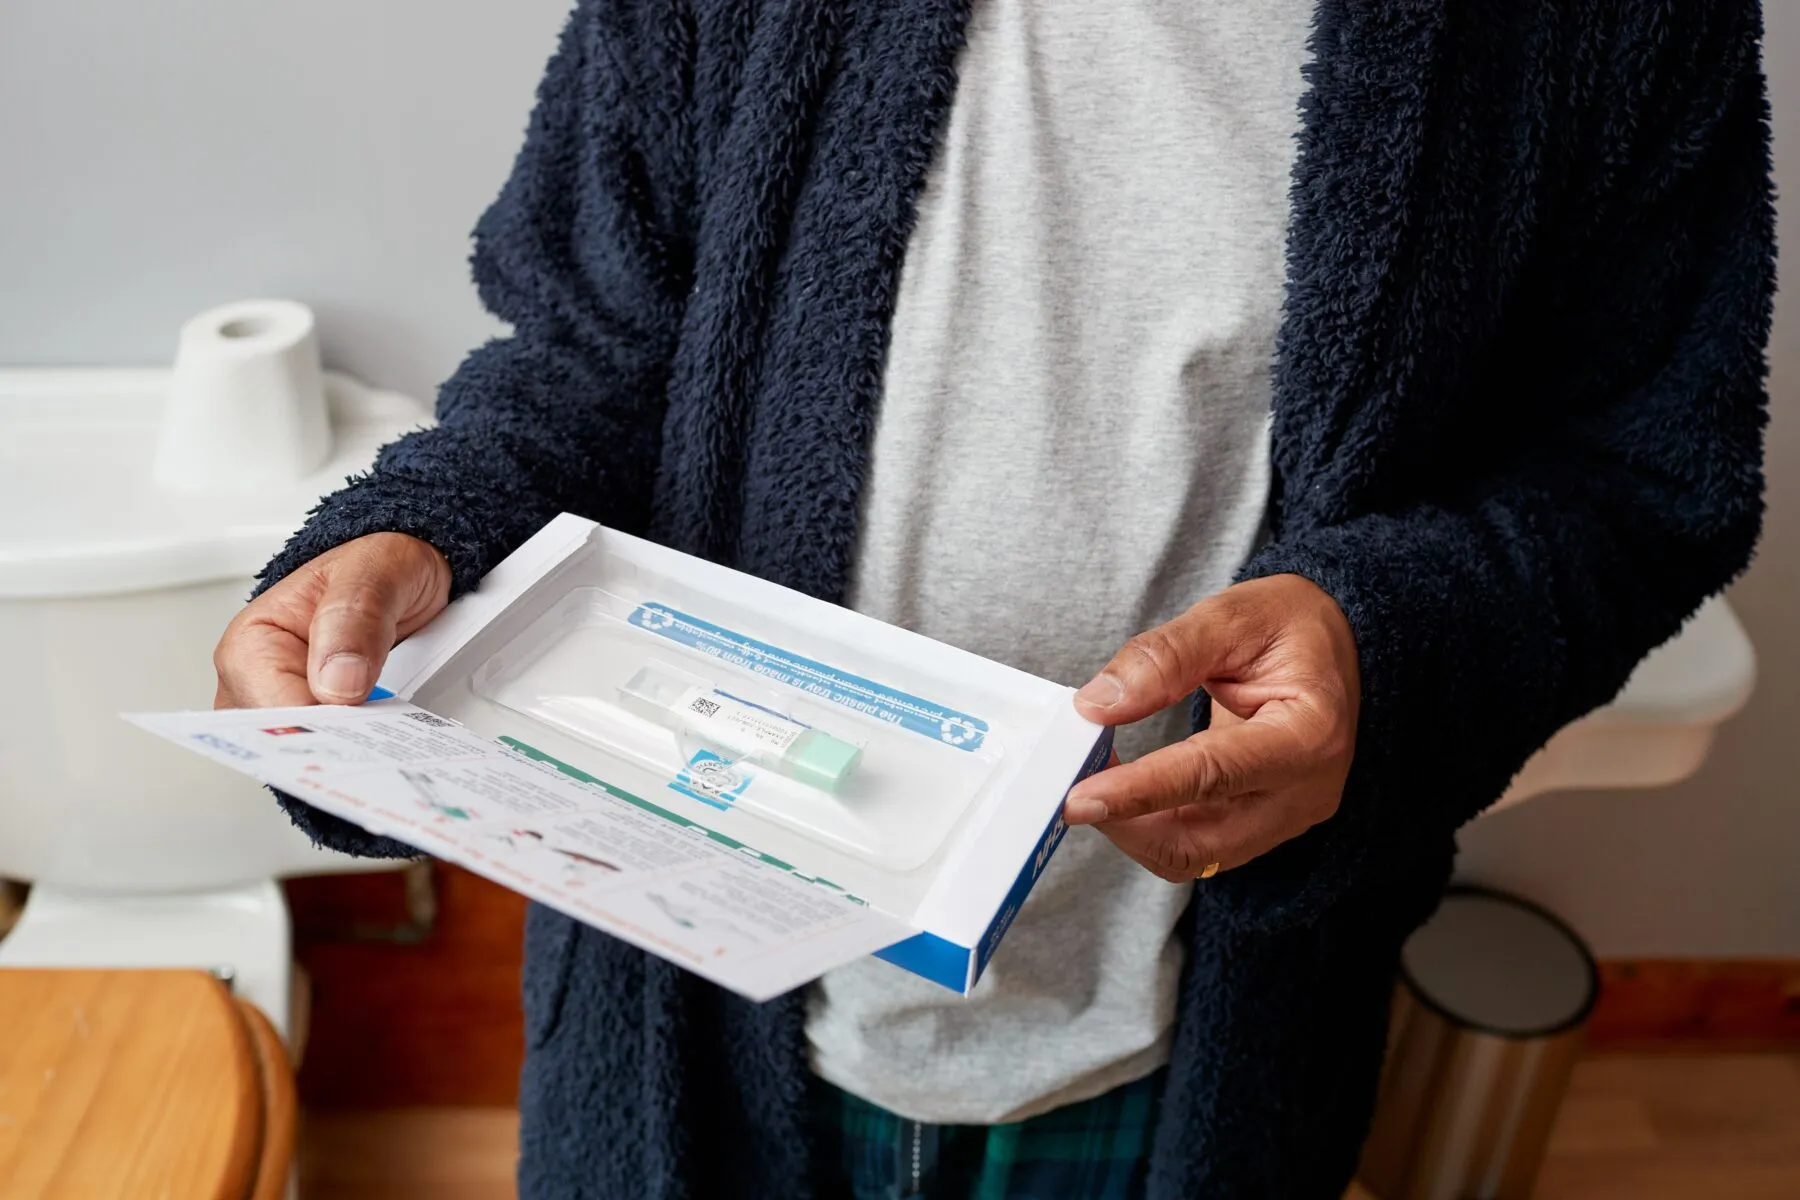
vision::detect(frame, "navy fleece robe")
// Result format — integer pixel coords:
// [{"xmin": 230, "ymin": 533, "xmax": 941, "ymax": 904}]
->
[{"xmin": 256, "ymin": 1, "xmax": 1774, "ymax": 1195}]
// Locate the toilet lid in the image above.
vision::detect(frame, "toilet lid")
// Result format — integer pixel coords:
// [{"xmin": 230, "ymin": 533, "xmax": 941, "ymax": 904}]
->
[
  {"xmin": 0, "ymin": 368, "xmax": 429, "ymax": 599},
  {"xmin": 0, "ymin": 969, "xmax": 266, "ymax": 1198}
]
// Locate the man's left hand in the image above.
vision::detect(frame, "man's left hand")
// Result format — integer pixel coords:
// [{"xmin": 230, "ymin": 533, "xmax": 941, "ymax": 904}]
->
[{"xmin": 1063, "ymin": 574, "xmax": 1360, "ymax": 881}]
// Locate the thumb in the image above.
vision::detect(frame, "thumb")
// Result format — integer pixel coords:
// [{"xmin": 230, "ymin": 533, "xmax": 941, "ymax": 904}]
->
[
  {"xmin": 1074, "ymin": 595, "xmax": 1246, "ymax": 725},
  {"xmin": 305, "ymin": 535, "xmax": 449, "ymax": 704}
]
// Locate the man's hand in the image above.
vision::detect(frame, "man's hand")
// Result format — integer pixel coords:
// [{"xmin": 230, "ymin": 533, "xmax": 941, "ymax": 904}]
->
[
  {"xmin": 214, "ymin": 533, "xmax": 452, "ymax": 710},
  {"xmin": 1063, "ymin": 574, "xmax": 1359, "ymax": 881}
]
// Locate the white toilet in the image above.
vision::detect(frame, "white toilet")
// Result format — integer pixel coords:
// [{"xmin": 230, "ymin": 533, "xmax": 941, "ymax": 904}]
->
[
  {"xmin": 1491, "ymin": 594, "xmax": 1755, "ymax": 810},
  {"xmin": 0, "ymin": 301, "xmax": 432, "ymax": 1039}
]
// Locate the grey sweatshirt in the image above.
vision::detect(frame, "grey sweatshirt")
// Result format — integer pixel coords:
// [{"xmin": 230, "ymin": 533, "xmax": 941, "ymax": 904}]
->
[{"xmin": 804, "ymin": 0, "xmax": 1315, "ymax": 1123}]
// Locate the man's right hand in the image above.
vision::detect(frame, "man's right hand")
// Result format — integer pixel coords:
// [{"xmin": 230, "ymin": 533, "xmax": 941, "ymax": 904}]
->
[{"xmin": 213, "ymin": 533, "xmax": 452, "ymax": 710}]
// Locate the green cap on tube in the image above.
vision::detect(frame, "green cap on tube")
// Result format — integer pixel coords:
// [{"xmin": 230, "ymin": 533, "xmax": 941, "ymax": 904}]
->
[{"xmin": 784, "ymin": 729, "xmax": 863, "ymax": 793}]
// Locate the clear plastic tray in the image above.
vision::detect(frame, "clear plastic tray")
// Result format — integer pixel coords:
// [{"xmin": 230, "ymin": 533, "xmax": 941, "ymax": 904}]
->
[{"xmin": 470, "ymin": 586, "xmax": 1007, "ymax": 872}]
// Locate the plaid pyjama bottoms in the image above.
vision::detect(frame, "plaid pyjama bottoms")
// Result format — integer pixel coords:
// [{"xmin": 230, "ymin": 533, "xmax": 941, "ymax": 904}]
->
[{"xmin": 812, "ymin": 1068, "xmax": 1164, "ymax": 1200}]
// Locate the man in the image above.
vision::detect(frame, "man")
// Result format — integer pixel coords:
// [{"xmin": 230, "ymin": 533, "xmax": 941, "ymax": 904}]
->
[{"xmin": 213, "ymin": 1, "xmax": 1774, "ymax": 1196}]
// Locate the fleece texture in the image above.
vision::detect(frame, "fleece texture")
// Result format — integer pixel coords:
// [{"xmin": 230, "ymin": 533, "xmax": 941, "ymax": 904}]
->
[{"xmin": 254, "ymin": 1, "xmax": 1775, "ymax": 1196}]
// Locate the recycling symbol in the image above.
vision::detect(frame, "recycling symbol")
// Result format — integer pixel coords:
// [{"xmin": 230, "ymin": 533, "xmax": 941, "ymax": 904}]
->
[
  {"xmin": 638, "ymin": 607, "xmax": 676, "ymax": 630},
  {"xmin": 687, "ymin": 757, "xmax": 744, "ymax": 797},
  {"xmin": 939, "ymin": 718, "xmax": 978, "ymax": 746}
]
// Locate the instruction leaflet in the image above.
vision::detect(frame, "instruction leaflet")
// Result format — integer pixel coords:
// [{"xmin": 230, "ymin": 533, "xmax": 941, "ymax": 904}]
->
[{"xmin": 128, "ymin": 702, "xmax": 912, "ymax": 1001}]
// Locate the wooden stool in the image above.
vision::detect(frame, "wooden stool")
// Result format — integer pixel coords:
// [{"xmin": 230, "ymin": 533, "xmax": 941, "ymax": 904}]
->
[{"xmin": 0, "ymin": 969, "xmax": 296, "ymax": 1199}]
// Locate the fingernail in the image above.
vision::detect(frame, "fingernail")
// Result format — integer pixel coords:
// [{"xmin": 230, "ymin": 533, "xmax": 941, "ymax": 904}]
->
[
  {"xmin": 1063, "ymin": 795, "xmax": 1109, "ymax": 824},
  {"xmin": 1074, "ymin": 673, "xmax": 1124, "ymax": 710},
  {"xmin": 316, "ymin": 653, "xmax": 369, "ymax": 702}
]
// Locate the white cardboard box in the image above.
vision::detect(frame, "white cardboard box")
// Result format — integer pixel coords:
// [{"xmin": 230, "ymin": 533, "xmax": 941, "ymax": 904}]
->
[{"xmin": 129, "ymin": 514, "xmax": 1112, "ymax": 1000}]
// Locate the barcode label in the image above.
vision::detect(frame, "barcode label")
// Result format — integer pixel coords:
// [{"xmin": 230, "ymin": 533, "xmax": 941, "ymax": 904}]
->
[
  {"xmin": 673, "ymin": 686, "xmax": 805, "ymax": 755},
  {"xmin": 402, "ymin": 710, "xmax": 456, "ymax": 728}
]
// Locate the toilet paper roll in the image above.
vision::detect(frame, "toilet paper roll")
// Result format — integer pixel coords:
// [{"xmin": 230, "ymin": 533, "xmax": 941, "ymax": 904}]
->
[{"xmin": 152, "ymin": 299, "xmax": 334, "ymax": 490}]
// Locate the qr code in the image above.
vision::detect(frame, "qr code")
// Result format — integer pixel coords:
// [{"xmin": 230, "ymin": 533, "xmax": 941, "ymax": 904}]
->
[
  {"xmin": 687, "ymin": 696, "xmax": 721, "ymax": 719},
  {"xmin": 402, "ymin": 710, "xmax": 455, "ymax": 728}
]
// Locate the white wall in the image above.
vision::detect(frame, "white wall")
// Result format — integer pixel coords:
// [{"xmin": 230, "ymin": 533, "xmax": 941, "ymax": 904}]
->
[
  {"xmin": 3, "ymin": 1, "xmax": 1795, "ymax": 955},
  {"xmin": 0, "ymin": 0, "xmax": 572, "ymax": 399}
]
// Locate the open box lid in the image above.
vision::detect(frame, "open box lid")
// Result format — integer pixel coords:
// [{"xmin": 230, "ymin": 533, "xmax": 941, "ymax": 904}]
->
[{"xmin": 127, "ymin": 515, "xmax": 1110, "ymax": 999}]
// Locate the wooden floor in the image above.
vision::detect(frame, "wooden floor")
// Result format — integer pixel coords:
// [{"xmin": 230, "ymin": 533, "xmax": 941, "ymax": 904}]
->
[
  {"xmin": 300, "ymin": 1053, "xmax": 1800, "ymax": 1200},
  {"xmin": 1533, "ymin": 1053, "xmax": 1800, "ymax": 1200}
]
